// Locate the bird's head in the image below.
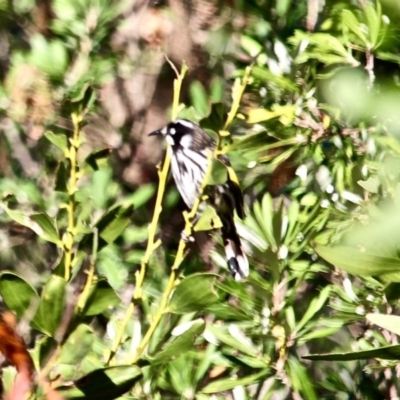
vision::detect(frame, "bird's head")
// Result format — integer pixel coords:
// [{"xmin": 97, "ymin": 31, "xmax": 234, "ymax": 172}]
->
[
  {"xmin": 148, "ymin": 119, "xmax": 199, "ymax": 148},
  {"xmin": 149, "ymin": 119, "xmax": 215, "ymax": 152}
]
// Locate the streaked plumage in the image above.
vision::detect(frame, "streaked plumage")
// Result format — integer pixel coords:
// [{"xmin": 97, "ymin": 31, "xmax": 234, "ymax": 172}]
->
[{"xmin": 149, "ymin": 119, "xmax": 249, "ymax": 280}]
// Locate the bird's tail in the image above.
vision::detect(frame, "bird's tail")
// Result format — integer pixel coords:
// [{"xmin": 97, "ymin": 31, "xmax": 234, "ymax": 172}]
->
[{"xmin": 221, "ymin": 215, "xmax": 249, "ymax": 281}]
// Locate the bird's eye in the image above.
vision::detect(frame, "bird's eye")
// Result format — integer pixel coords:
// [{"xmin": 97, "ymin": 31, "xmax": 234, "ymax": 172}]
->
[{"xmin": 169, "ymin": 127, "xmax": 176, "ymax": 135}]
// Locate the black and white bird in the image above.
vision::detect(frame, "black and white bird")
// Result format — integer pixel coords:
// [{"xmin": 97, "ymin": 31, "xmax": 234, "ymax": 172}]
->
[{"xmin": 149, "ymin": 119, "xmax": 249, "ymax": 281}]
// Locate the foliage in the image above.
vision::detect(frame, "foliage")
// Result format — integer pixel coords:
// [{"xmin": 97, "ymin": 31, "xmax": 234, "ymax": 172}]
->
[{"xmin": 1, "ymin": 0, "xmax": 400, "ymax": 399}]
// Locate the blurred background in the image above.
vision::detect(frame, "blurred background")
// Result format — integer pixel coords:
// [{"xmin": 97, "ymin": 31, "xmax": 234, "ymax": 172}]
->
[{"xmin": 1, "ymin": 0, "xmax": 400, "ymax": 398}]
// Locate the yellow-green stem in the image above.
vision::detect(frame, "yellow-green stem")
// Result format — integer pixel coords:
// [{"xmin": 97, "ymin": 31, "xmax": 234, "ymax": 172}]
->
[
  {"xmin": 223, "ymin": 65, "xmax": 253, "ymax": 132},
  {"xmin": 129, "ymin": 152, "xmax": 211, "ymax": 364},
  {"xmin": 63, "ymin": 112, "xmax": 82, "ymax": 281},
  {"xmin": 106, "ymin": 61, "xmax": 188, "ymax": 364}
]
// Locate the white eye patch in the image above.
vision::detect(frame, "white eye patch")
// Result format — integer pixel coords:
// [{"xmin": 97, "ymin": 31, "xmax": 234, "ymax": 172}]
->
[
  {"xmin": 176, "ymin": 119, "xmax": 194, "ymax": 128},
  {"xmin": 169, "ymin": 127, "xmax": 176, "ymax": 135},
  {"xmin": 166, "ymin": 135, "xmax": 175, "ymax": 146}
]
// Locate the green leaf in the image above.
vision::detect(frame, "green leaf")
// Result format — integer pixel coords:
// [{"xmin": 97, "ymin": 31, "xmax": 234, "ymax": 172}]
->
[
  {"xmin": 83, "ymin": 280, "xmax": 121, "ymax": 316},
  {"xmin": 0, "ymin": 272, "xmax": 39, "ymax": 319},
  {"xmin": 366, "ymin": 313, "xmax": 400, "ymax": 336},
  {"xmin": 84, "ymin": 148, "xmax": 112, "ymax": 171},
  {"xmin": 358, "ymin": 176, "xmax": 380, "ymax": 193},
  {"xmin": 287, "ymin": 356, "xmax": 318, "ymax": 400},
  {"xmin": 202, "ymin": 370, "xmax": 269, "ymax": 393},
  {"xmin": 194, "ymin": 205, "xmax": 222, "ymax": 231},
  {"xmin": 200, "ymin": 103, "xmax": 226, "ymax": 132},
  {"xmin": 34, "ymin": 275, "xmax": 67, "ymax": 336},
  {"xmin": 55, "ymin": 161, "xmax": 68, "ymax": 192},
  {"xmin": 44, "ymin": 131, "xmax": 68, "ymax": 154},
  {"xmin": 364, "ymin": 3, "xmax": 382, "ymax": 48},
  {"xmin": 123, "ymin": 183, "xmax": 155, "ymax": 209},
  {"xmin": 30, "ymin": 213, "xmax": 60, "ymax": 245},
  {"xmin": 81, "ymin": 205, "xmax": 135, "ymax": 252},
  {"xmin": 207, "ymin": 325, "xmax": 258, "ymax": 357},
  {"xmin": 55, "ymin": 365, "xmax": 142, "ymax": 399},
  {"xmin": 97, "ymin": 205, "xmax": 134, "ymax": 244},
  {"xmin": 315, "ymin": 245, "xmax": 400, "ymax": 279},
  {"xmin": 189, "ymin": 80, "xmax": 209, "ymax": 117},
  {"xmin": 207, "ymin": 158, "xmax": 228, "ymax": 186},
  {"xmin": 247, "ymin": 105, "xmax": 296, "ymax": 124},
  {"xmin": 150, "ymin": 319, "xmax": 205, "ymax": 365},
  {"xmin": 303, "ymin": 344, "xmax": 400, "ymax": 361},
  {"xmin": 58, "ymin": 324, "xmax": 94, "ymax": 365},
  {"xmin": 294, "ymin": 286, "xmax": 331, "ymax": 335},
  {"xmin": 167, "ymin": 274, "xmax": 220, "ymax": 314},
  {"xmin": 342, "ymin": 10, "xmax": 368, "ymax": 47},
  {"xmin": 2, "ymin": 207, "xmax": 61, "ymax": 246}
]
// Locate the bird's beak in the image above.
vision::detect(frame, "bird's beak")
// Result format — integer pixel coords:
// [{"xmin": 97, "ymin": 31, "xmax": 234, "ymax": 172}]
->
[{"xmin": 148, "ymin": 129, "xmax": 161, "ymax": 137}]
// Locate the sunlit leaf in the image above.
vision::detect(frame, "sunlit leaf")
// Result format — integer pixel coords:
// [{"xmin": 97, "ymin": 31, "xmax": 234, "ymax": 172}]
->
[{"xmin": 366, "ymin": 313, "xmax": 400, "ymax": 336}]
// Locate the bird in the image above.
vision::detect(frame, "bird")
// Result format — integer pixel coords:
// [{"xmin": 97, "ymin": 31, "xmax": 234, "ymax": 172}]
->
[{"xmin": 149, "ymin": 119, "xmax": 249, "ymax": 281}]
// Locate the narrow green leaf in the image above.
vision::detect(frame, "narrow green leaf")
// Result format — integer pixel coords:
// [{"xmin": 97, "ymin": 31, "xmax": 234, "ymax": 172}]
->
[
  {"xmin": 83, "ymin": 280, "xmax": 121, "ymax": 316},
  {"xmin": 189, "ymin": 80, "xmax": 209, "ymax": 117},
  {"xmin": 0, "ymin": 272, "xmax": 39, "ymax": 319},
  {"xmin": 55, "ymin": 365, "xmax": 142, "ymax": 399},
  {"xmin": 34, "ymin": 275, "xmax": 66, "ymax": 336},
  {"xmin": 30, "ymin": 213, "xmax": 60, "ymax": 245},
  {"xmin": 342, "ymin": 10, "xmax": 368, "ymax": 46},
  {"xmin": 202, "ymin": 370, "xmax": 269, "ymax": 393},
  {"xmin": 167, "ymin": 274, "xmax": 220, "ymax": 314},
  {"xmin": 366, "ymin": 313, "xmax": 400, "ymax": 336},
  {"xmin": 287, "ymin": 356, "xmax": 318, "ymax": 400},
  {"xmin": 304, "ymin": 344, "xmax": 400, "ymax": 361},
  {"xmin": 315, "ymin": 245, "xmax": 400, "ymax": 278},
  {"xmin": 294, "ymin": 286, "xmax": 331, "ymax": 335},
  {"xmin": 207, "ymin": 325, "xmax": 257, "ymax": 357},
  {"xmin": 150, "ymin": 319, "xmax": 205, "ymax": 365},
  {"xmin": 364, "ymin": 3, "xmax": 382, "ymax": 48}
]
